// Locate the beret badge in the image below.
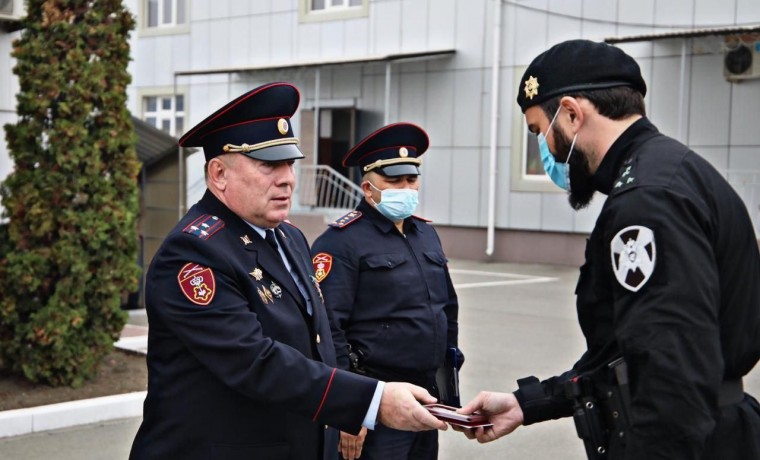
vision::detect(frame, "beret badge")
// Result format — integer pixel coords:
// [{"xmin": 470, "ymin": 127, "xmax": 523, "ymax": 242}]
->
[{"xmin": 524, "ymin": 75, "xmax": 539, "ymax": 100}]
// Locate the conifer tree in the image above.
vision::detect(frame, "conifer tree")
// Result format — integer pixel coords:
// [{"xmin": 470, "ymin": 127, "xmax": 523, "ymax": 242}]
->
[{"xmin": 0, "ymin": 0, "xmax": 140, "ymax": 387}]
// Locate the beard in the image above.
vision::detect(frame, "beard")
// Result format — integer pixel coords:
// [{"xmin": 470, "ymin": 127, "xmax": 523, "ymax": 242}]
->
[{"xmin": 552, "ymin": 126, "xmax": 596, "ymax": 210}]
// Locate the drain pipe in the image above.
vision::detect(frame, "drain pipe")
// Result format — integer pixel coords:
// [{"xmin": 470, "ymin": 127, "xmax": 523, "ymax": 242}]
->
[
  {"xmin": 384, "ymin": 61, "xmax": 392, "ymax": 124},
  {"xmin": 486, "ymin": 0, "xmax": 502, "ymax": 256},
  {"xmin": 314, "ymin": 68, "xmax": 321, "ymax": 161},
  {"xmin": 677, "ymin": 38, "xmax": 687, "ymax": 141},
  {"xmin": 174, "ymin": 73, "xmax": 183, "ymax": 219}
]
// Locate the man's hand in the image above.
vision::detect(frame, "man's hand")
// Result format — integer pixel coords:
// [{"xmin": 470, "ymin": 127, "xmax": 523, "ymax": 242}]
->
[
  {"xmin": 377, "ymin": 382, "xmax": 447, "ymax": 431},
  {"xmin": 338, "ymin": 427, "xmax": 367, "ymax": 460},
  {"xmin": 453, "ymin": 391, "xmax": 524, "ymax": 443}
]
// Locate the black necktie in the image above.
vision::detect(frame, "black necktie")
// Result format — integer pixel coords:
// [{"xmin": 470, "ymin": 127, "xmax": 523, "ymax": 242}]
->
[{"xmin": 265, "ymin": 229, "xmax": 279, "ymax": 252}]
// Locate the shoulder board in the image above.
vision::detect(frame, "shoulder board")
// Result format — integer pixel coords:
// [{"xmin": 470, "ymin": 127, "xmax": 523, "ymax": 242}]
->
[
  {"xmin": 412, "ymin": 215, "xmax": 432, "ymax": 223},
  {"xmin": 611, "ymin": 157, "xmax": 637, "ymax": 194},
  {"xmin": 183, "ymin": 214, "xmax": 225, "ymax": 240},
  {"xmin": 329, "ymin": 210, "xmax": 363, "ymax": 229}
]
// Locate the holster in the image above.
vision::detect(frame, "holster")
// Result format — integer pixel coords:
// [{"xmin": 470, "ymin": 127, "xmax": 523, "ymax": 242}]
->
[
  {"xmin": 347, "ymin": 343, "xmax": 367, "ymax": 376},
  {"xmin": 567, "ymin": 357, "xmax": 743, "ymax": 460},
  {"xmin": 566, "ymin": 376, "xmax": 610, "ymax": 460},
  {"xmin": 565, "ymin": 358, "xmax": 631, "ymax": 460}
]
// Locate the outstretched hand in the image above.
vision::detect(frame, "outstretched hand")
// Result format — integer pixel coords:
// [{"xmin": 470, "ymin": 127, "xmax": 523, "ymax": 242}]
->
[
  {"xmin": 377, "ymin": 382, "xmax": 448, "ymax": 431},
  {"xmin": 453, "ymin": 391, "xmax": 524, "ymax": 443}
]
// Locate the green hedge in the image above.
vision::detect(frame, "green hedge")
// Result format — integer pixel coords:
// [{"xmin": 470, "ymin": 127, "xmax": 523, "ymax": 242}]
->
[{"xmin": 0, "ymin": 0, "xmax": 140, "ymax": 387}]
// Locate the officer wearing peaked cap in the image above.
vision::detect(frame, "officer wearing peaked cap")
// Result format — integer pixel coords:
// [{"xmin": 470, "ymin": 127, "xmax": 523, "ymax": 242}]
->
[
  {"xmin": 178, "ymin": 81, "xmax": 305, "ymax": 162},
  {"xmin": 312, "ymin": 123, "xmax": 463, "ymax": 460},
  {"xmin": 457, "ymin": 40, "xmax": 760, "ymax": 459},
  {"xmin": 345, "ymin": 122, "xmax": 428, "ymax": 176},
  {"xmin": 130, "ymin": 84, "xmax": 447, "ymax": 460}
]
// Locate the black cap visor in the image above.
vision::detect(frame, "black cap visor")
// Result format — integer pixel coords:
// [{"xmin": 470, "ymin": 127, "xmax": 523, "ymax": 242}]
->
[
  {"xmin": 241, "ymin": 143, "xmax": 305, "ymax": 162},
  {"xmin": 376, "ymin": 164, "xmax": 420, "ymax": 177}
]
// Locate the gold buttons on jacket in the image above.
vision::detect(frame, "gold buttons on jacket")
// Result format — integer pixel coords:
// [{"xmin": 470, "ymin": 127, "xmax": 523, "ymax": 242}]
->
[{"xmin": 316, "ymin": 334, "xmax": 321, "ymax": 344}]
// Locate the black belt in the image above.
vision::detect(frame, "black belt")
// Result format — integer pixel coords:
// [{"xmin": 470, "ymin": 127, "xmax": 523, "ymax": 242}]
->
[
  {"xmin": 359, "ymin": 364, "xmax": 436, "ymax": 390},
  {"xmin": 719, "ymin": 379, "xmax": 744, "ymax": 407},
  {"xmin": 608, "ymin": 358, "xmax": 744, "ymax": 407}
]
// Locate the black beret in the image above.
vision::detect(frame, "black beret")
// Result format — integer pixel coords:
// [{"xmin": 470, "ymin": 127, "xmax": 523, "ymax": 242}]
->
[
  {"xmin": 517, "ymin": 39, "xmax": 647, "ymax": 113},
  {"xmin": 343, "ymin": 122, "xmax": 429, "ymax": 177},
  {"xmin": 178, "ymin": 82, "xmax": 305, "ymax": 162}
]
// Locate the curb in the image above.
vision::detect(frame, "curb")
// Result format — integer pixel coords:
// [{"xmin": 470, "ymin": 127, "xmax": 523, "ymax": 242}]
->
[
  {"xmin": 0, "ymin": 391, "xmax": 146, "ymax": 439},
  {"xmin": 0, "ymin": 310, "xmax": 149, "ymax": 439}
]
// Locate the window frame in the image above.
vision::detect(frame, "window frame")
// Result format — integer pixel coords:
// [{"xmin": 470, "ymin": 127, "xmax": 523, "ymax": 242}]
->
[
  {"xmin": 139, "ymin": 0, "xmax": 189, "ymax": 37},
  {"xmin": 510, "ymin": 67, "xmax": 561, "ymax": 193},
  {"xmin": 138, "ymin": 87, "xmax": 187, "ymax": 138},
  {"xmin": 299, "ymin": 0, "xmax": 368, "ymax": 23}
]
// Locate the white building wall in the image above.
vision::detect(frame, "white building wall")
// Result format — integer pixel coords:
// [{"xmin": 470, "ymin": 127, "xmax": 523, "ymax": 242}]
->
[
  {"xmin": 0, "ymin": 28, "xmax": 20, "ymax": 188},
  {"xmin": 2, "ymin": 0, "xmax": 759, "ymax": 235}
]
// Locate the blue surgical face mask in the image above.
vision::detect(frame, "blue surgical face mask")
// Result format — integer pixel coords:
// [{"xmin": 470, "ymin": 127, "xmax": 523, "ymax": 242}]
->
[
  {"xmin": 366, "ymin": 180, "xmax": 419, "ymax": 222},
  {"xmin": 537, "ymin": 107, "xmax": 576, "ymax": 191}
]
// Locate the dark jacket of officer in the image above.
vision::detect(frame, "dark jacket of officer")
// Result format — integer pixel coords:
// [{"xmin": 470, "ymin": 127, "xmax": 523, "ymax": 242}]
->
[
  {"xmin": 311, "ymin": 199, "xmax": 460, "ymax": 389},
  {"xmin": 514, "ymin": 118, "xmax": 760, "ymax": 459},
  {"xmin": 129, "ymin": 191, "xmax": 378, "ymax": 460}
]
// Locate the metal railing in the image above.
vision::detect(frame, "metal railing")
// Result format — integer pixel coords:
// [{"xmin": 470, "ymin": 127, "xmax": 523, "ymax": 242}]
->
[
  {"xmin": 295, "ymin": 164, "xmax": 363, "ymax": 212},
  {"xmin": 185, "ymin": 164, "xmax": 362, "ymax": 213}
]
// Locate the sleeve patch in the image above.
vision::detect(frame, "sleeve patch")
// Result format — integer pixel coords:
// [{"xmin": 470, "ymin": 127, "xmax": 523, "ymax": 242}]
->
[
  {"xmin": 312, "ymin": 253, "xmax": 333, "ymax": 282},
  {"xmin": 183, "ymin": 215, "xmax": 225, "ymax": 240},
  {"xmin": 178, "ymin": 263, "xmax": 216, "ymax": 306},
  {"xmin": 329, "ymin": 211, "xmax": 362, "ymax": 229},
  {"xmin": 610, "ymin": 225, "xmax": 656, "ymax": 292}
]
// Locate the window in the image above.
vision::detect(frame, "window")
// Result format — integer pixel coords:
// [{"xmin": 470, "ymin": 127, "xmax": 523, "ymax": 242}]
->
[
  {"xmin": 143, "ymin": 95, "xmax": 185, "ymax": 137},
  {"xmin": 523, "ymin": 133, "xmax": 544, "ymax": 177},
  {"xmin": 142, "ymin": 0, "xmax": 188, "ymax": 35},
  {"xmin": 300, "ymin": 0, "xmax": 368, "ymax": 23},
  {"xmin": 510, "ymin": 67, "xmax": 558, "ymax": 193},
  {"xmin": 310, "ymin": 0, "xmax": 364, "ymax": 11},
  {"xmin": 146, "ymin": 0, "xmax": 186, "ymax": 27}
]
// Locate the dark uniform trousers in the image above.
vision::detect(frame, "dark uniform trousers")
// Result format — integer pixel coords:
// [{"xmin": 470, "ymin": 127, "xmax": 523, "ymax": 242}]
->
[
  {"xmin": 514, "ymin": 118, "xmax": 760, "ymax": 459},
  {"xmin": 130, "ymin": 191, "xmax": 378, "ymax": 460}
]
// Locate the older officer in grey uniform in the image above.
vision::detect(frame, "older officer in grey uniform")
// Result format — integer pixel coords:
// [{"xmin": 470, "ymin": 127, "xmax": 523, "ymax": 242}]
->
[
  {"xmin": 457, "ymin": 40, "xmax": 760, "ymax": 460},
  {"xmin": 129, "ymin": 84, "xmax": 447, "ymax": 460},
  {"xmin": 311, "ymin": 123, "xmax": 462, "ymax": 460}
]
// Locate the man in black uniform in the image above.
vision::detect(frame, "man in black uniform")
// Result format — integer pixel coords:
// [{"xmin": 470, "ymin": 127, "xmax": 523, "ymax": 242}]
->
[
  {"xmin": 311, "ymin": 123, "xmax": 463, "ymax": 460},
  {"xmin": 457, "ymin": 40, "xmax": 760, "ymax": 459},
  {"xmin": 129, "ymin": 83, "xmax": 447, "ymax": 460}
]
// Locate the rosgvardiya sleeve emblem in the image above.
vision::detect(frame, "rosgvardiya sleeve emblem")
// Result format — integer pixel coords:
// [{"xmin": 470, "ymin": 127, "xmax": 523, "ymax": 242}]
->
[
  {"xmin": 312, "ymin": 253, "xmax": 333, "ymax": 282},
  {"xmin": 178, "ymin": 263, "xmax": 216, "ymax": 306}
]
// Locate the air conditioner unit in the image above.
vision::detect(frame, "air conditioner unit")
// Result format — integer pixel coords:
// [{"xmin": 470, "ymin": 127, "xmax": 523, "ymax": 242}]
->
[
  {"xmin": 723, "ymin": 40, "xmax": 760, "ymax": 81},
  {"xmin": 0, "ymin": 0, "xmax": 24, "ymax": 22}
]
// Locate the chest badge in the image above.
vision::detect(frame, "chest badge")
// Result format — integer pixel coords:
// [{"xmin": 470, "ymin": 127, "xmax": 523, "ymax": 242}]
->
[
  {"xmin": 270, "ymin": 281, "xmax": 283, "ymax": 299},
  {"xmin": 250, "ymin": 267, "xmax": 263, "ymax": 281},
  {"xmin": 257, "ymin": 286, "xmax": 274, "ymax": 304},
  {"xmin": 610, "ymin": 225, "xmax": 656, "ymax": 292},
  {"xmin": 178, "ymin": 263, "xmax": 216, "ymax": 306}
]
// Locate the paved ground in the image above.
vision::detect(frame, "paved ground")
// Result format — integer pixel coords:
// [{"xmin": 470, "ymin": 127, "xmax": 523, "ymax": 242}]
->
[{"xmin": 1, "ymin": 259, "xmax": 758, "ymax": 459}]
